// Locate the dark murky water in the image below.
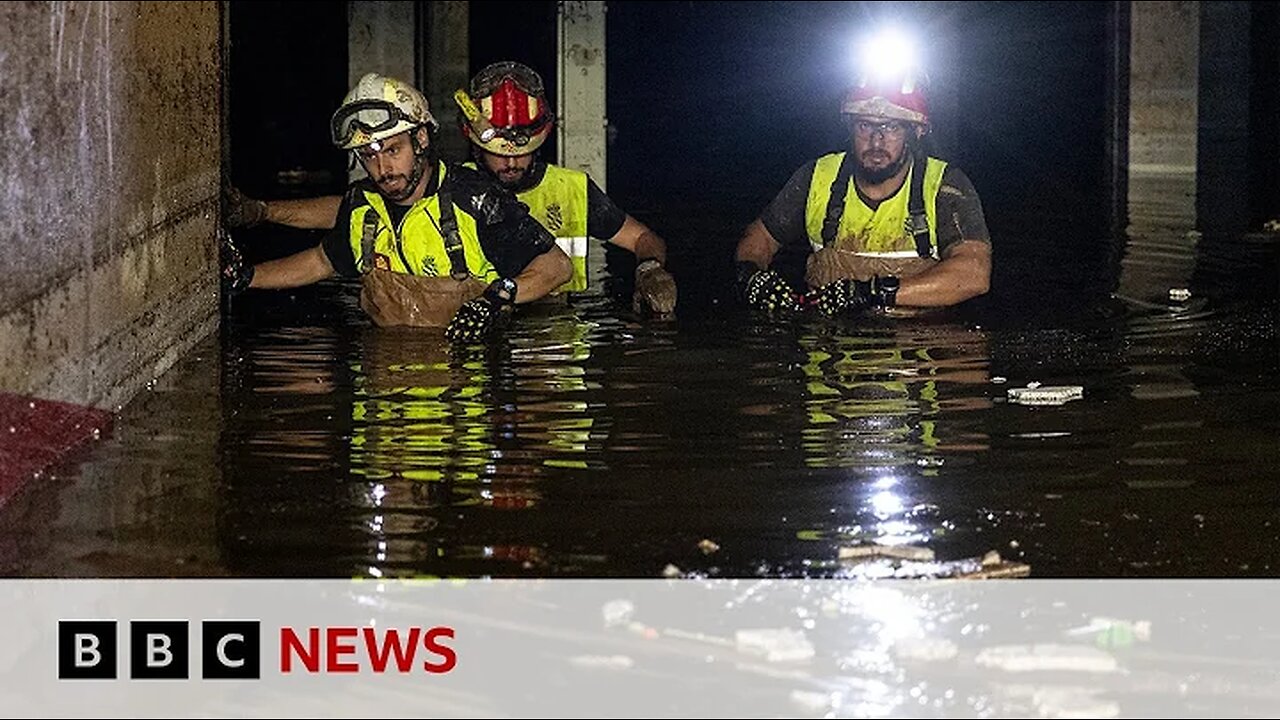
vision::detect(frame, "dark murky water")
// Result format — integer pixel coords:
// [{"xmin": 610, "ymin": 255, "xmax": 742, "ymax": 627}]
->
[{"xmin": 1, "ymin": 232, "xmax": 1277, "ymax": 579}]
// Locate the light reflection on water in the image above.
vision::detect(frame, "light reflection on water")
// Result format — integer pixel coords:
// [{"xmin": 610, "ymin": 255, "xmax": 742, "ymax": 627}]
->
[{"xmin": 1, "ymin": 233, "xmax": 1278, "ymax": 581}]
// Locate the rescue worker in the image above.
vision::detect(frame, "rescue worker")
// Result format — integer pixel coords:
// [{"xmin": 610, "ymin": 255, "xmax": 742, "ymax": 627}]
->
[
  {"xmin": 733, "ymin": 60, "xmax": 991, "ymax": 317},
  {"xmin": 225, "ymin": 62, "xmax": 677, "ymax": 316},
  {"xmin": 221, "ymin": 73, "xmax": 572, "ymax": 343}
]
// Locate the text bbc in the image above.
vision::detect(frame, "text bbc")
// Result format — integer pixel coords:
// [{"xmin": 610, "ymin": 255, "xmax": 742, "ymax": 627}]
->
[{"xmin": 57, "ymin": 621, "xmax": 457, "ymax": 679}]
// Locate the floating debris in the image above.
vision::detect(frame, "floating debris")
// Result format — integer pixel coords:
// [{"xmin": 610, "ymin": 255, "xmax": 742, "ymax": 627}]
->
[
  {"xmin": 1064, "ymin": 617, "xmax": 1152, "ymax": 649},
  {"xmin": 974, "ymin": 643, "xmax": 1119, "ymax": 673},
  {"xmin": 789, "ymin": 690, "xmax": 836, "ymax": 714},
  {"xmin": 569, "ymin": 654, "xmax": 634, "ymax": 670},
  {"xmin": 839, "ymin": 544, "xmax": 935, "ymax": 562},
  {"xmin": 1168, "ymin": 287, "xmax": 1192, "ymax": 302},
  {"xmin": 602, "ymin": 599, "xmax": 635, "ymax": 628},
  {"xmin": 735, "ymin": 628, "xmax": 815, "ymax": 663},
  {"xmin": 1008, "ymin": 385, "xmax": 1084, "ymax": 407},
  {"xmin": 698, "ymin": 538, "xmax": 721, "ymax": 555},
  {"xmin": 893, "ymin": 636, "xmax": 959, "ymax": 662},
  {"xmin": 954, "ymin": 551, "xmax": 1032, "ymax": 579}
]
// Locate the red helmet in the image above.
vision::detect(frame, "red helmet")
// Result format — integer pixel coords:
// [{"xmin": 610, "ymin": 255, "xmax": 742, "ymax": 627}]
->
[
  {"xmin": 461, "ymin": 62, "xmax": 554, "ymax": 156},
  {"xmin": 841, "ymin": 70, "xmax": 929, "ymax": 126}
]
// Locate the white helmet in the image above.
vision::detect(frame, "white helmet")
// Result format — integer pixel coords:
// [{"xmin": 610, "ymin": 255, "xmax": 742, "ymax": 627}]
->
[{"xmin": 330, "ymin": 73, "xmax": 439, "ymax": 150}]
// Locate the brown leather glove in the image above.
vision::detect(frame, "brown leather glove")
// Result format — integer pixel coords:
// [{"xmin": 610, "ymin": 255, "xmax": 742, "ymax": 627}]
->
[
  {"xmin": 223, "ymin": 183, "xmax": 268, "ymax": 229},
  {"xmin": 633, "ymin": 259, "xmax": 677, "ymax": 315}
]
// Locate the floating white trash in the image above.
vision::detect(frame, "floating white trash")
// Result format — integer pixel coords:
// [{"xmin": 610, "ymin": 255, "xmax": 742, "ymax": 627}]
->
[{"xmin": 1007, "ymin": 385, "xmax": 1084, "ymax": 406}]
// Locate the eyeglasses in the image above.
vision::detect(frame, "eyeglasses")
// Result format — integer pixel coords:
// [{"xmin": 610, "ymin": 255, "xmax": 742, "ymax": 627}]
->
[
  {"xmin": 470, "ymin": 62, "xmax": 545, "ymax": 98},
  {"xmin": 331, "ymin": 99, "xmax": 413, "ymax": 147},
  {"xmin": 850, "ymin": 119, "xmax": 909, "ymax": 140}
]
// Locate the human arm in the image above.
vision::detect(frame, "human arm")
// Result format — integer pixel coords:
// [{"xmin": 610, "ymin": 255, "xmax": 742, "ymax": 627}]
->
[
  {"xmin": 729, "ymin": 161, "xmax": 819, "ymax": 313},
  {"xmin": 894, "ymin": 240, "xmax": 990, "ymax": 307},
  {"xmin": 224, "ymin": 184, "xmax": 343, "ymax": 230},
  {"xmin": 897, "ymin": 167, "xmax": 991, "ymax": 306},
  {"xmin": 612, "ymin": 215, "xmax": 676, "ymax": 314},
  {"xmin": 584, "ymin": 179, "xmax": 676, "ymax": 313},
  {"xmin": 250, "ymin": 246, "xmax": 338, "ymax": 289},
  {"xmin": 807, "ymin": 166, "xmax": 992, "ymax": 313},
  {"xmin": 508, "ymin": 245, "xmax": 573, "ymax": 304},
  {"xmin": 263, "ymin": 196, "xmax": 343, "ymax": 230}
]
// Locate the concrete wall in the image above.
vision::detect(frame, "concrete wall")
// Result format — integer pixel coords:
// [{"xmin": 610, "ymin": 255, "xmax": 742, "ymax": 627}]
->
[
  {"xmin": 347, "ymin": 0, "xmax": 415, "ymax": 183},
  {"xmin": 421, "ymin": 1, "xmax": 470, "ymax": 164},
  {"xmin": 557, "ymin": 0, "xmax": 608, "ymax": 191},
  {"xmin": 1127, "ymin": 1, "xmax": 1199, "ymax": 233},
  {"xmin": 348, "ymin": 1, "xmax": 416, "ymax": 90},
  {"xmin": 0, "ymin": 2, "xmax": 222, "ymax": 411}
]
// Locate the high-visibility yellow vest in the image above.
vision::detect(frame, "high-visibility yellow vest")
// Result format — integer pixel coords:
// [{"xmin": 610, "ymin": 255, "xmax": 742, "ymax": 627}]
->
[
  {"xmin": 803, "ymin": 153, "xmax": 947, "ymax": 258},
  {"xmin": 348, "ymin": 162, "xmax": 499, "ymax": 282},
  {"xmin": 464, "ymin": 161, "xmax": 589, "ymax": 293}
]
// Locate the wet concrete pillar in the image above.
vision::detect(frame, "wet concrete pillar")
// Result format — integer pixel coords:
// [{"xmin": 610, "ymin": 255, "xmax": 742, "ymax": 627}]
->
[
  {"xmin": 0, "ymin": 2, "xmax": 221, "ymax": 502},
  {"xmin": 0, "ymin": 2, "xmax": 221, "ymax": 411},
  {"xmin": 346, "ymin": 1, "xmax": 414, "ymax": 183},
  {"xmin": 1127, "ymin": 1, "xmax": 1199, "ymax": 235},
  {"xmin": 557, "ymin": 1, "xmax": 608, "ymax": 190},
  {"xmin": 420, "ymin": 2, "xmax": 470, "ymax": 164},
  {"xmin": 347, "ymin": 2, "xmax": 469, "ymax": 165},
  {"xmin": 557, "ymin": 1, "xmax": 608, "ymax": 288},
  {"xmin": 1118, "ymin": 1, "xmax": 1200, "ymax": 302},
  {"xmin": 348, "ymin": 1, "xmax": 416, "ymax": 90}
]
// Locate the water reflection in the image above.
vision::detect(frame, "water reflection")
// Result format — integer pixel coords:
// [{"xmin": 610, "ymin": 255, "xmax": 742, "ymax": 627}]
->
[{"xmin": 0, "ymin": 229, "xmax": 1277, "ymax": 579}]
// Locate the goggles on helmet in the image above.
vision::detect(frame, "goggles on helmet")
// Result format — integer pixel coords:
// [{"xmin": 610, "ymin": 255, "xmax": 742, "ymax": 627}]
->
[
  {"xmin": 470, "ymin": 61, "xmax": 545, "ymax": 99},
  {"xmin": 330, "ymin": 99, "xmax": 416, "ymax": 148}
]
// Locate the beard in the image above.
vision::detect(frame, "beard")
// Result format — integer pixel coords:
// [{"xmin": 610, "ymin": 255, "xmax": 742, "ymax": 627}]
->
[
  {"xmin": 377, "ymin": 174, "xmax": 412, "ymax": 201},
  {"xmin": 379, "ymin": 154, "xmax": 429, "ymax": 202},
  {"xmin": 854, "ymin": 147, "xmax": 910, "ymax": 184},
  {"xmin": 493, "ymin": 165, "xmax": 528, "ymax": 189}
]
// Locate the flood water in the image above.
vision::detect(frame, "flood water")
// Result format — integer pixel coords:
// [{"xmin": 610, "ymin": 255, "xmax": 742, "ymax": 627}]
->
[{"xmin": 1, "ymin": 229, "xmax": 1277, "ymax": 580}]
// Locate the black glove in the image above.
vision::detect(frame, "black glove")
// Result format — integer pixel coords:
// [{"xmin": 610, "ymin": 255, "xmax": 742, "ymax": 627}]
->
[
  {"xmin": 445, "ymin": 278, "xmax": 517, "ymax": 343},
  {"xmin": 735, "ymin": 261, "xmax": 799, "ymax": 314},
  {"xmin": 220, "ymin": 232, "xmax": 254, "ymax": 296},
  {"xmin": 804, "ymin": 276, "xmax": 899, "ymax": 316}
]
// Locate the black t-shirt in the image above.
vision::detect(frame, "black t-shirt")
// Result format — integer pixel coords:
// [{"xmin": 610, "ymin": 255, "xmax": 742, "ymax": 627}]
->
[
  {"xmin": 759, "ymin": 157, "xmax": 991, "ymax": 257},
  {"xmin": 521, "ymin": 161, "xmax": 628, "ymax": 239},
  {"xmin": 321, "ymin": 163, "xmax": 558, "ymax": 279}
]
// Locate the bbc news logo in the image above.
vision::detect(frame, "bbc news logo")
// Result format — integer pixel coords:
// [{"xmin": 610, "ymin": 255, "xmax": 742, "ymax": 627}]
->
[
  {"xmin": 57, "ymin": 621, "xmax": 457, "ymax": 680},
  {"xmin": 58, "ymin": 621, "xmax": 260, "ymax": 680}
]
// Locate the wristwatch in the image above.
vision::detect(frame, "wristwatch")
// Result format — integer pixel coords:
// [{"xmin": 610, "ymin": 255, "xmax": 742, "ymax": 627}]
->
[
  {"xmin": 485, "ymin": 277, "xmax": 518, "ymax": 307},
  {"xmin": 878, "ymin": 275, "xmax": 900, "ymax": 308},
  {"xmin": 636, "ymin": 258, "xmax": 662, "ymax": 274}
]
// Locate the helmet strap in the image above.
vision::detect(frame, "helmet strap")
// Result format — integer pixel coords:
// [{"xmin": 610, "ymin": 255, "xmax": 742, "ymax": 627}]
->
[{"xmin": 403, "ymin": 126, "xmax": 439, "ymax": 194}]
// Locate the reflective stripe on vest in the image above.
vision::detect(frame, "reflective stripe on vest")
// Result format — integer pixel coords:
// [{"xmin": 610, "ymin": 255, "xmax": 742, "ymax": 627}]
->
[
  {"xmin": 803, "ymin": 152, "xmax": 947, "ymax": 258},
  {"xmin": 348, "ymin": 162, "xmax": 500, "ymax": 283},
  {"xmin": 464, "ymin": 161, "xmax": 590, "ymax": 293}
]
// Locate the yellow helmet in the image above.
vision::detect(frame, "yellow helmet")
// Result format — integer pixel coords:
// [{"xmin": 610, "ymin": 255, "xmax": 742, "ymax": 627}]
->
[{"xmin": 330, "ymin": 73, "xmax": 438, "ymax": 150}]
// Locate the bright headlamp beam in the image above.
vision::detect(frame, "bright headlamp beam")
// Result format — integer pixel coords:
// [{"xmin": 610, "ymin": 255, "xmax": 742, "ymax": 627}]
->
[{"xmin": 859, "ymin": 27, "xmax": 916, "ymax": 83}]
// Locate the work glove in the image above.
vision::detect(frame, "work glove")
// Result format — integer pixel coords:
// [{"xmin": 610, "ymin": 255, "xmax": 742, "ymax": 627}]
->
[
  {"xmin": 633, "ymin": 259, "xmax": 678, "ymax": 315},
  {"xmin": 223, "ymin": 183, "xmax": 268, "ymax": 229},
  {"xmin": 220, "ymin": 231, "xmax": 254, "ymax": 296},
  {"xmin": 735, "ymin": 261, "xmax": 799, "ymax": 314},
  {"xmin": 445, "ymin": 278, "xmax": 517, "ymax": 344},
  {"xmin": 804, "ymin": 276, "xmax": 898, "ymax": 316}
]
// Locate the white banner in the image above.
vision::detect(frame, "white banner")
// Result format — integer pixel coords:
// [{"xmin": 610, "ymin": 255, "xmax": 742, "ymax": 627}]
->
[{"xmin": 2, "ymin": 579, "xmax": 1278, "ymax": 718}]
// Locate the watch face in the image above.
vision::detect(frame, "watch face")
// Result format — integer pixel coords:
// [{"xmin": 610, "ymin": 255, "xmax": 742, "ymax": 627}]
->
[{"xmin": 498, "ymin": 278, "xmax": 518, "ymax": 300}]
